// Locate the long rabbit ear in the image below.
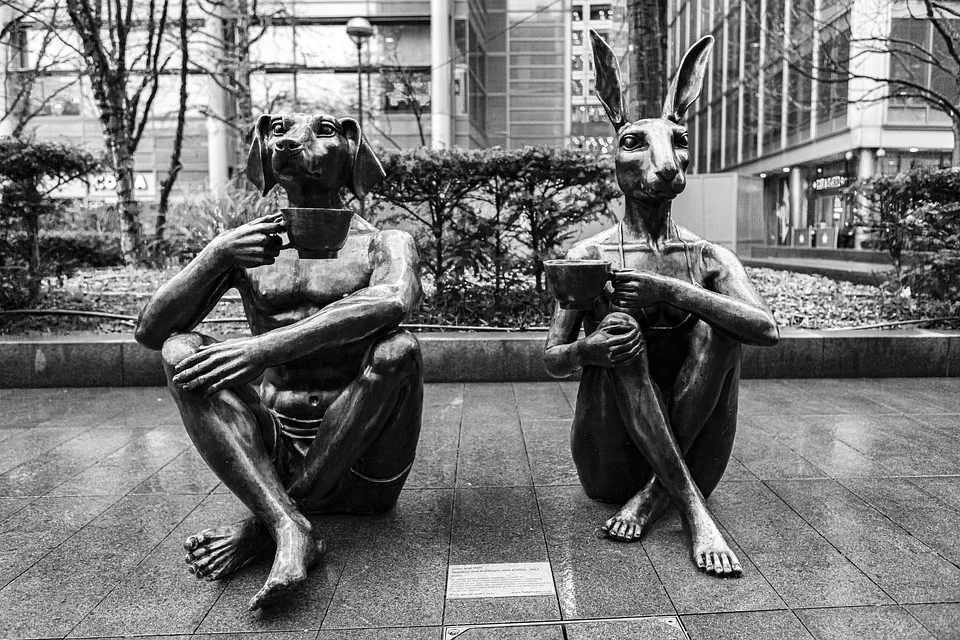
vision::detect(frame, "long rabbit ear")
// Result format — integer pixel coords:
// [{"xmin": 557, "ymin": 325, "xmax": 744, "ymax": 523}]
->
[
  {"xmin": 662, "ymin": 35, "xmax": 714, "ymax": 123},
  {"xmin": 589, "ymin": 29, "xmax": 628, "ymax": 132},
  {"xmin": 340, "ymin": 117, "xmax": 386, "ymax": 199},
  {"xmin": 246, "ymin": 114, "xmax": 276, "ymax": 196}
]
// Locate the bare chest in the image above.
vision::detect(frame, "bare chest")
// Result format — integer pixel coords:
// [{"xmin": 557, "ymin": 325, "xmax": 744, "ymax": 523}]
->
[
  {"xmin": 236, "ymin": 235, "xmax": 374, "ymax": 322},
  {"xmin": 596, "ymin": 241, "xmax": 703, "ymax": 285}
]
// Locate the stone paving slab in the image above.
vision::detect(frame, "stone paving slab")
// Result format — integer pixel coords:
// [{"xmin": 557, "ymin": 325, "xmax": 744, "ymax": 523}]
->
[{"xmin": 0, "ymin": 380, "xmax": 958, "ymax": 639}]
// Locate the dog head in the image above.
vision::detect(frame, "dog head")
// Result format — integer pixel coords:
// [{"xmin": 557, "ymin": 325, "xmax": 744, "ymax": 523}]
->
[
  {"xmin": 246, "ymin": 112, "xmax": 385, "ymax": 206},
  {"xmin": 590, "ymin": 30, "xmax": 713, "ymax": 203}
]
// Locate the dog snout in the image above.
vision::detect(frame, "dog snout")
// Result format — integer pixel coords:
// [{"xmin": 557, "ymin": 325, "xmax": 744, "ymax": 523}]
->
[{"xmin": 275, "ymin": 138, "xmax": 303, "ymax": 154}]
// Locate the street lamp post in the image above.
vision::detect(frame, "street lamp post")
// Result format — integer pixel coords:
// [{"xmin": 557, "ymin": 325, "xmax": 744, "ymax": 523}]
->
[{"xmin": 346, "ymin": 17, "xmax": 374, "ymax": 133}]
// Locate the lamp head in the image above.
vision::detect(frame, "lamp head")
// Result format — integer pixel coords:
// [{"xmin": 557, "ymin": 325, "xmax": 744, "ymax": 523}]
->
[{"xmin": 346, "ymin": 17, "xmax": 373, "ymax": 45}]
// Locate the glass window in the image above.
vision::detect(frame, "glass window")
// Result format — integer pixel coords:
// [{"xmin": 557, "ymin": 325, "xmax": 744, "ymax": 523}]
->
[
  {"xmin": 710, "ymin": 24, "xmax": 724, "ymax": 102},
  {"xmin": 589, "ymin": 4, "xmax": 613, "ymax": 21},
  {"xmin": 695, "ymin": 108, "xmax": 708, "ymax": 172},
  {"xmin": 710, "ymin": 101, "xmax": 722, "ymax": 170},
  {"xmin": 787, "ymin": 37, "xmax": 813, "ymax": 144},
  {"xmin": 572, "ymin": 53, "xmax": 584, "ymax": 71},
  {"xmin": 743, "ymin": 0, "xmax": 761, "ymax": 78},
  {"xmin": 30, "ymin": 76, "xmax": 82, "ymax": 116},
  {"xmin": 725, "ymin": 91, "xmax": 739, "ymax": 167},
  {"xmin": 816, "ymin": 12, "xmax": 849, "ymax": 134},
  {"xmin": 573, "ymin": 5, "xmax": 583, "ymax": 21},
  {"xmin": 762, "ymin": 64, "xmax": 783, "ymax": 154},
  {"xmin": 382, "ymin": 71, "xmax": 431, "ymax": 111},
  {"xmin": 742, "ymin": 75, "xmax": 759, "ymax": 160},
  {"xmin": 765, "ymin": 0, "xmax": 784, "ymax": 59},
  {"xmin": 573, "ymin": 79, "xmax": 584, "ymax": 95},
  {"xmin": 726, "ymin": 7, "xmax": 741, "ymax": 90},
  {"xmin": 572, "ymin": 30, "xmax": 584, "ymax": 47}
]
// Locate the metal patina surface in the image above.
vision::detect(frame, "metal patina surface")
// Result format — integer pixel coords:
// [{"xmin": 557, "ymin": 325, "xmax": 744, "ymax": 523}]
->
[
  {"xmin": 543, "ymin": 31, "xmax": 779, "ymax": 578},
  {"xmin": 135, "ymin": 112, "xmax": 423, "ymax": 609}
]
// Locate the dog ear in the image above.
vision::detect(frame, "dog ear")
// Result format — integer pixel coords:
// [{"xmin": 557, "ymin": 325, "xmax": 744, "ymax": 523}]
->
[
  {"xmin": 246, "ymin": 114, "xmax": 277, "ymax": 196},
  {"xmin": 662, "ymin": 35, "xmax": 714, "ymax": 123},
  {"xmin": 589, "ymin": 29, "xmax": 628, "ymax": 132},
  {"xmin": 340, "ymin": 117, "xmax": 386, "ymax": 199}
]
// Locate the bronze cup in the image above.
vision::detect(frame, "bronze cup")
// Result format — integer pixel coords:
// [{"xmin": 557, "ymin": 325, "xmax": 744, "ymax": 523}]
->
[
  {"xmin": 543, "ymin": 259, "xmax": 612, "ymax": 310},
  {"xmin": 281, "ymin": 207, "xmax": 353, "ymax": 259}
]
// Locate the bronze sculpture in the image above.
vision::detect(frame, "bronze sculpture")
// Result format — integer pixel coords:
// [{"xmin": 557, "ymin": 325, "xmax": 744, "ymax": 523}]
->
[
  {"xmin": 135, "ymin": 113, "xmax": 423, "ymax": 609},
  {"xmin": 543, "ymin": 31, "xmax": 779, "ymax": 578}
]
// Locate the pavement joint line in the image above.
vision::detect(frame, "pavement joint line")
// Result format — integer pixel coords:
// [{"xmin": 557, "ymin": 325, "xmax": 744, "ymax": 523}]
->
[{"xmin": 438, "ymin": 382, "xmax": 464, "ymax": 628}]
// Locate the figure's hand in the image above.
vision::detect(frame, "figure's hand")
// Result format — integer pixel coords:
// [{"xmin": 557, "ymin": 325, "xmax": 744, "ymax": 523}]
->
[
  {"xmin": 576, "ymin": 318, "xmax": 644, "ymax": 368},
  {"xmin": 611, "ymin": 268, "xmax": 670, "ymax": 309},
  {"xmin": 172, "ymin": 338, "xmax": 267, "ymax": 395},
  {"xmin": 209, "ymin": 213, "xmax": 286, "ymax": 268}
]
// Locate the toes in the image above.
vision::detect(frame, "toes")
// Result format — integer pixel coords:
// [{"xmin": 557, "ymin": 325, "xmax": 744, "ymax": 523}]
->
[
  {"xmin": 183, "ymin": 529, "xmax": 214, "ymax": 551},
  {"xmin": 601, "ymin": 517, "xmax": 615, "ymax": 532},
  {"xmin": 696, "ymin": 552, "xmax": 706, "ymax": 571},
  {"xmin": 720, "ymin": 554, "xmax": 733, "ymax": 576},
  {"xmin": 731, "ymin": 557, "xmax": 743, "ymax": 577}
]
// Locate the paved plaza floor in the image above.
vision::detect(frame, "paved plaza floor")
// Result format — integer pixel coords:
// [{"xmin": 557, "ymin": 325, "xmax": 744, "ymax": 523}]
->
[{"xmin": 1, "ymin": 379, "xmax": 959, "ymax": 639}]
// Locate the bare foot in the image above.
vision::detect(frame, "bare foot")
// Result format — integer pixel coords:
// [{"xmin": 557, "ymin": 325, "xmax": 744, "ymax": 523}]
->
[
  {"xmin": 184, "ymin": 518, "xmax": 273, "ymax": 581},
  {"xmin": 248, "ymin": 518, "xmax": 325, "ymax": 611},
  {"xmin": 602, "ymin": 481, "xmax": 671, "ymax": 542},
  {"xmin": 691, "ymin": 519, "xmax": 742, "ymax": 578}
]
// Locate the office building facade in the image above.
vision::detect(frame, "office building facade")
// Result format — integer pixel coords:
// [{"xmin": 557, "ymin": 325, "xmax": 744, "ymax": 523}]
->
[{"xmin": 668, "ymin": 0, "xmax": 957, "ymax": 247}]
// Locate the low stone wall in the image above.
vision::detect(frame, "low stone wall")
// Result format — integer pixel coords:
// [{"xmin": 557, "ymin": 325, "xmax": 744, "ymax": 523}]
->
[{"xmin": 1, "ymin": 329, "xmax": 958, "ymax": 387}]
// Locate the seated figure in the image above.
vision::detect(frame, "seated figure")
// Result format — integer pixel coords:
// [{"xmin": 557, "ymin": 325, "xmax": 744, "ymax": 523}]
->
[
  {"xmin": 136, "ymin": 113, "xmax": 422, "ymax": 609},
  {"xmin": 543, "ymin": 32, "xmax": 779, "ymax": 577}
]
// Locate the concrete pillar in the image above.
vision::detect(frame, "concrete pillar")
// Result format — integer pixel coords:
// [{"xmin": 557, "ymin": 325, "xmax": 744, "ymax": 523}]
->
[
  {"xmin": 856, "ymin": 148, "xmax": 876, "ymax": 219},
  {"xmin": 204, "ymin": 11, "xmax": 230, "ymax": 191},
  {"xmin": 0, "ymin": 5, "xmax": 16, "ymax": 137},
  {"xmin": 789, "ymin": 166, "xmax": 805, "ymax": 230},
  {"xmin": 430, "ymin": 0, "xmax": 452, "ymax": 149},
  {"xmin": 847, "ymin": 0, "xmax": 889, "ymax": 148}
]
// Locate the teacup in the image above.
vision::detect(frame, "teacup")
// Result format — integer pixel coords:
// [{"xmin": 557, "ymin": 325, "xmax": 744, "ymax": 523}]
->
[
  {"xmin": 281, "ymin": 207, "xmax": 354, "ymax": 259},
  {"xmin": 543, "ymin": 259, "xmax": 612, "ymax": 310}
]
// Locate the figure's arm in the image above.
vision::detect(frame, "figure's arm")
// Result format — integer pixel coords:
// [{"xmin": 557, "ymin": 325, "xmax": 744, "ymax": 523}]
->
[
  {"xmin": 255, "ymin": 229, "xmax": 421, "ymax": 364},
  {"xmin": 611, "ymin": 244, "xmax": 779, "ymax": 346},
  {"xmin": 171, "ymin": 230, "xmax": 421, "ymax": 394},
  {"xmin": 135, "ymin": 213, "xmax": 286, "ymax": 350}
]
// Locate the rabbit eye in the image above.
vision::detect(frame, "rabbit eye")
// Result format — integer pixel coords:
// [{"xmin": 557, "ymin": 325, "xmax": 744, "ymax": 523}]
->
[
  {"xmin": 271, "ymin": 122, "xmax": 285, "ymax": 136},
  {"xmin": 620, "ymin": 134, "xmax": 643, "ymax": 150},
  {"xmin": 675, "ymin": 132, "xmax": 689, "ymax": 148}
]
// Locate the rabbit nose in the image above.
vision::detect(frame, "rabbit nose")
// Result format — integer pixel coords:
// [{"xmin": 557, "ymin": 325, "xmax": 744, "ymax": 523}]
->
[
  {"xmin": 275, "ymin": 138, "xmax": 303, "ymax": 153},
  {"xmin": 656, "ymin": 167, "xmax": 679, "ymax": 182}
]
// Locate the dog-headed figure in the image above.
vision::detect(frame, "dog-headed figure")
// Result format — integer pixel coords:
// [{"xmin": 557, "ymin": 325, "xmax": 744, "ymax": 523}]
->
[
  {"xmin": 136, "ymin": 112, "xmax": 423, "ymax": 609},
  {"xmin": 543, "ymin": 32, "xmax": 779, "ymax": 577}
]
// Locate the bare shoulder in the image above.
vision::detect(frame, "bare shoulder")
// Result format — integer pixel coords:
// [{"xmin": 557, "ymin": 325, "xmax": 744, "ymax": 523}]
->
[
  {"xmin": 370, "ymin": 227, "xmax": 420, "ymax": 266},
  {"xmin": 566, "ymin": 225, "xmax": 620, "ymax": 260}
]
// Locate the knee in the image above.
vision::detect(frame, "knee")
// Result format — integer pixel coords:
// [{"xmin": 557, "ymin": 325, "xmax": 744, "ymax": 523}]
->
[
  {"xmin": 598, "ymin": 311, "xmax": 639, "ymax": 331},
  {"xmin": 161, "ymin": 332, "xmax": 205, "ymax": 369},
  {"xmin": 366, "ymin": 331, "xmax": 421, "ymax": 379}
]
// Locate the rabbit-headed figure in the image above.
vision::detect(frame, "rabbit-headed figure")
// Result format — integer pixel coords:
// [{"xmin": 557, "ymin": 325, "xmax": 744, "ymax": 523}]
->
[{"xmin": 543, "ymin": 31, "xmax": 779, "ymax": 578}]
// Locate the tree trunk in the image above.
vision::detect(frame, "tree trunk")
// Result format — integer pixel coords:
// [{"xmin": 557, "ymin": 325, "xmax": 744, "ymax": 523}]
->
[
  {"xmin": 24, "ymin": 191, "xmax": 41, "ymax": 306},
  {"xmin": 114, "ymin": 151, "xmax": 142, "ymax": 265},
  {"xmin": 155, "ymin": 0, "xmax": 190, "ymax": 252},
  {"xmin": 626, "ymin": 0, "xmax": 668, "ymax": 119},
  {"xmin": 953, "ymin": 115, "xmax": 960, "ymax": 167}
]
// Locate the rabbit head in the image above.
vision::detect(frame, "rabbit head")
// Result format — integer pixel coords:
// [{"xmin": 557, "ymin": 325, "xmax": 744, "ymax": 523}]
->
[{"xmin": 589, "ymin": 29, "xmax": 713, "ymax": 203}]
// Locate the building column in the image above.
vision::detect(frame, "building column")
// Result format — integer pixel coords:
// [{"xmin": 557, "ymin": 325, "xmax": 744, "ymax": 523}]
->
[
  {"xmin": 789, "ymin": 166, "xmax": 805, "ymax": 230},
  {"xmin": 204, "ymin": 11, "xmax": 230, "ymax": 191},
  {"xmin": 0, "ymin": 5, "xmax": 16, "ymax": 137},
  {"xmin": 855, "ymin": 148, "xmax": 876, "ymax": 220},
  {"xmin": 847, "ymin": 0, "xmax": 889, "ymax": 148},
  {"xmin": 430, "ymin": 0, "xmax": 452, "ymax": 149}
]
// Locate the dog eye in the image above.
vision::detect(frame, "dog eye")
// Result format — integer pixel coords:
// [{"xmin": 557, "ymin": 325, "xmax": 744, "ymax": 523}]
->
[
  {"xmin": 271, "ymin": 122, "xmax": 285, "ymax": 136},
  {"xmin": 620, "ymin": 134, "xmax": 644, "ymax": 150},
  {"xmin": 316, "ymin": 122, "xmax": 337, "ymax": 137},
  {"xmin": 675, "ymin": 132, "xmax": 689, "ymax": 148}
]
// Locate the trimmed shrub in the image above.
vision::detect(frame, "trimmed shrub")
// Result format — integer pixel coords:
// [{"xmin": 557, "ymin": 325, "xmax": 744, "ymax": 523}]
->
[{"xmin": 857, "ymin": 167, "xmax": 960, "ymax": 310}]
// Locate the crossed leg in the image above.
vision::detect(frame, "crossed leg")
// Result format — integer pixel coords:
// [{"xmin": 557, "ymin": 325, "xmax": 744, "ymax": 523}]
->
[
  {"xmin": 604, "ymin": 320, "xmax": 740, "ymax": 543},
  {"xmin": 164, "ymin": 330, "xmax": 422, "ymax": 609},
  {"xmin": 574, "ymin": 313, "xmax": 741, "ymax": 577}
]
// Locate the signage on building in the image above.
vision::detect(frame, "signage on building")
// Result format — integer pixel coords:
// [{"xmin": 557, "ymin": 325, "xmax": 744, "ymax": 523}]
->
[
  {"xmin": 48, "ymin": 171, "xmax": 157, "ymax": 200},
  {"xmin": 811, "ymin": 175, "xmax": 847, "ymax": 191}
]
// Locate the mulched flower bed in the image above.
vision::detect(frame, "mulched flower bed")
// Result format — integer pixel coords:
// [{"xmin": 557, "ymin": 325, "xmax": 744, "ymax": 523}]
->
[{"xmin": 0, "ymin": 265, "xmax": 952, "ymax": 336}]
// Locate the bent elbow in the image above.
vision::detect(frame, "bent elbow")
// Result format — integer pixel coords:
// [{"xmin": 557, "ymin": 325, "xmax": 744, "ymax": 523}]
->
[
  {"xmin": 758, "ymin": 321, "xmax": 780, "ymax": 347},
  {"xmin": 134, "ymin": 308, "xmax": 165, "ymax": 351}
]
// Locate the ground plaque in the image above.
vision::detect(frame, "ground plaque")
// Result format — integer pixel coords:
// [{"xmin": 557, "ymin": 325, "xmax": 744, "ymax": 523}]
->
[{"xmin": 445, "ymin": 562, "xmax": 556, "ymax": 599}]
